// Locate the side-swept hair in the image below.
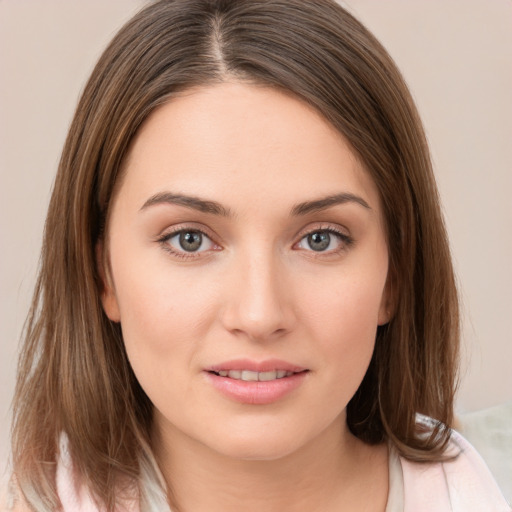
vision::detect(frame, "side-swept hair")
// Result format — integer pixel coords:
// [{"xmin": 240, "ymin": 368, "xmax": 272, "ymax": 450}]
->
[{"xmin": 12, "ymin": 0, "xmax": 459, "ymax": 509}]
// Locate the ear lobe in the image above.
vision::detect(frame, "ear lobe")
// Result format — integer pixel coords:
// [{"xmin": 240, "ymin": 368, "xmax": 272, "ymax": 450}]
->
[
  {"xmin": 96, "ymin": 241, "xmax": 121, "ymax": 322},
  {"xmin": 378, "ymin": 272, "xmax": 397, "ymax": 326}
]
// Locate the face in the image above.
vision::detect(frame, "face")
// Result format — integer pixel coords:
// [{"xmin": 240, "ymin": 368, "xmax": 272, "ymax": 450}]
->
[{"xmin": 101, "ymin": 82, "xmax": 391, "ymax": 461}]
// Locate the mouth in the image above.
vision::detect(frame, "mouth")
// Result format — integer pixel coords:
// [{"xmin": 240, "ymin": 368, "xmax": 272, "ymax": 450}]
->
[
  {"xmin": 204, "ymin": 360, "xmax": 309, "ymax": 404},
  {"xmin": 208, "ymin": 369, "xmax": 301, "ymax": 381}
]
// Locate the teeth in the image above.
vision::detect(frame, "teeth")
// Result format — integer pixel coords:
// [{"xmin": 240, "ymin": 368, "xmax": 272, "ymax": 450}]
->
[
  {"xmin": 258, "ymin": 371, "xmax": 277, "ymax": 381},
  {"xmin": 241, "ymin": 370, "xmax": 259, "ymax": 381},
  {"xmin": 215, "ymin": 370, "xmax": 296, "ymax": 381}
]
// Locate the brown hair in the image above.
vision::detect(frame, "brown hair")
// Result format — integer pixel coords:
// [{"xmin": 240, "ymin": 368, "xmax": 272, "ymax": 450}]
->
[{"xmin": 12, "ymin": 0, "xmax": 459, "ymax": 509}]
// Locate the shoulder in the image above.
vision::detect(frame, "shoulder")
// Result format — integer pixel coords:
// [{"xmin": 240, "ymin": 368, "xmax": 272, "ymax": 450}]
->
[
  {"xmin": 443, "ymin": 428, "xmax": 511, "ymax": 510},
  {"xmin": 399, "ymin": 416, "xmax": 511, "ymax": 512}
]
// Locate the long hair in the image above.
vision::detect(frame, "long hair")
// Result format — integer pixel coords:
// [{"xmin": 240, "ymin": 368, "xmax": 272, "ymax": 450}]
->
[{"xmin": 12, "ymin": 0, "xmax": 459, "ymax": 509}]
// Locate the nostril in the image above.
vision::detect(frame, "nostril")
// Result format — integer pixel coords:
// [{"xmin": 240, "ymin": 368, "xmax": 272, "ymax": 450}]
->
[{"xmin": 219, "ymin": 278, "xmax": 296, "ymax": 342}]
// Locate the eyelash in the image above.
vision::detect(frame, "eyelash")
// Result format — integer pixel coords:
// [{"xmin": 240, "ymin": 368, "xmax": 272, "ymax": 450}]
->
[
  {"xmin": 156, "ymin": 227, "xmax": 218, "ymax": 260},
  {"xmin": 295, "ymin": 226, "xmax": 354, "ymax": 257},
  {"xmin": 156, "ymin": 225, "xmax": 354, "ymax": 260}
]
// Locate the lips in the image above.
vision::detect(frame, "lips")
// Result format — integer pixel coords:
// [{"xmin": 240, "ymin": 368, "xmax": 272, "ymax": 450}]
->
[
  {"xmin": 207, "ymin": 358, "xmax": 306, "ymax": 374},
  {"xmin": 211, "ymin": 369, "xmax": 295, "ymax": 381},
  {"xmin": 204, "ymin": 359, "xmax": 309, "ymax": 404}
]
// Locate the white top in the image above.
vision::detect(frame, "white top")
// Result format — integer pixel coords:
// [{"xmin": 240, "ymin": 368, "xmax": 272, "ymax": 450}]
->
[
  {"xmin": 2, "ymin": 425, "xmax": 510, "ymax": 511},
  {"xmin": 385, "ymin": 425, "xmax": 511, "ymax": 511}
]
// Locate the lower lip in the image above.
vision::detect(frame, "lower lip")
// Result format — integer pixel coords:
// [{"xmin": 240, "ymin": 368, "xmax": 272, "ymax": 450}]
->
[{"xmin": 204, "ymin": 371, "xmax": 308, "ymax": 405}]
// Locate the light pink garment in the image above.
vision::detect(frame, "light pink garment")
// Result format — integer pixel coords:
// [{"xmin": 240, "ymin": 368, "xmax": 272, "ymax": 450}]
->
[
  {"xmin": 400, "ymin": 428, "xmax": 511, "ymax": 511},
  {"xmin": 54, "ymin": 428, "xmax": 510, "ymax": 512}
]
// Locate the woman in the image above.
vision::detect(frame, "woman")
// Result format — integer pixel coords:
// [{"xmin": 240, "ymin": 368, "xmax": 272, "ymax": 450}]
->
[{"xmin": 4, "ymin": 0, "xmax": 509, "ymax": 511}]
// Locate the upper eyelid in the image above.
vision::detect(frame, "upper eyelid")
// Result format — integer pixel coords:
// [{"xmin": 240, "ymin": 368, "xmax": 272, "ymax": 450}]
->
[
  {"xmin": 295, "ymin": 228, "xmax": 351, "ymax": 246},
  {"xmin": 294, "ymin": 222, "xmax": 351, "ymax": 240},
  {"xmin": 157, "ymin": 223, "xmax": 217, "ymax": 242}
]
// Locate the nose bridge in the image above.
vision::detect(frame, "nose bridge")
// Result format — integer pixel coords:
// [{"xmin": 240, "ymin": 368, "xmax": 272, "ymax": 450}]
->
[{"xmin": 222, "ymin": 244, "xmax": 293, "ymax": 341}]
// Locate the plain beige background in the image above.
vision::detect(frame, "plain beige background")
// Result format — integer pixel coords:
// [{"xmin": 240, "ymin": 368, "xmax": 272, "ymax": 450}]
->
[{"xmin": 1, "ymin": 0, "xmax": 511, "ymax": 470}]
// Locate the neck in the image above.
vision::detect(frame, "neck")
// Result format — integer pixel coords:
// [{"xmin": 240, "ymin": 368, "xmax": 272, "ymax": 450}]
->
[{"xmin": 151, "ymin": 415, "xmax": 389, "ymax": 512}]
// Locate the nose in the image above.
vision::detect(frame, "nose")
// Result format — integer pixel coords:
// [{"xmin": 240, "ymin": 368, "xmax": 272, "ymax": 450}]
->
[{"xmin": 220, "ymin": 249, "xmax": 296, "ymax": 342}]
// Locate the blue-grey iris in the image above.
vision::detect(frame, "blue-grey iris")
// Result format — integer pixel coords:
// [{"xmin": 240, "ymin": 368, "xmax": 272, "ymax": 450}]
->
[
  {"xmin": 308, "ymin": 232, "xmax": 330, "ymax": 251},
  {"xmin": 180, "ymin": 231, "xmax": 202, "ymax": 251}
]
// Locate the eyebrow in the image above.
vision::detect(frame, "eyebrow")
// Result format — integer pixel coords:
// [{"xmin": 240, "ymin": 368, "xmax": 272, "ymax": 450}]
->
[
  {"xmin": 140, "ymin": 192, "xmax": 233, "ymax": 217},
  {"xmin": 140, "ymin": 191, "xmax": 371, "ymax": 217},
  {"xmin": 291, "ymin": 193, "xmax": 371, "ymax": 216}
]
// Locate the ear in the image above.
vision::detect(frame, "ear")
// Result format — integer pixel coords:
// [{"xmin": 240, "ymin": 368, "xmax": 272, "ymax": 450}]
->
[
  {"xmin": 96, "ymin": 240, "xmax": 121, "ymax": 322},
  {"xmin": 377, "ymin": 271, "xmax": 397, "ymax": 326}
]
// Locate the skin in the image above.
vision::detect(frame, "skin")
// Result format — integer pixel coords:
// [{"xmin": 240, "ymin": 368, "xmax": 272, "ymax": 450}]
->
[{"xmin": 101, "ymin": 82, "xmax": 392, "ymax": 512}]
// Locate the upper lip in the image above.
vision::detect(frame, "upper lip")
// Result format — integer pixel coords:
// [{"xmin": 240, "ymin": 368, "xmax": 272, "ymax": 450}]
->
[{"xmin": 206, "ymin": 359, "xmax": 307, "ymax": 373}]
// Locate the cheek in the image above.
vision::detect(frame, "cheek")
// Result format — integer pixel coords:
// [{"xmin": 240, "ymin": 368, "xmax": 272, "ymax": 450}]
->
[
  {"xmin": 299, "ymin": 271, "xmax": 386, "ymax": 340},
  {"xmin": 296, "ymin": 263, "xmax": 387, "ymax": 383},
  {"xmin": 111, "ymin": 267, "xmax": 221, "ymax": 418},
  {"xmin": 109, "ymin": 250, "xmax": 221, "ymax": 372}
]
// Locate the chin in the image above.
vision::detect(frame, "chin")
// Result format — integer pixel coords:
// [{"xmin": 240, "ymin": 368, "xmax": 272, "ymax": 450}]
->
[
  {"xmin": 210, "ymin": 437, "xmax": 301, "ymax": 462},
  {"xmin": 197, "ymin": 420, "xmax": 316, "ymax": 462}
]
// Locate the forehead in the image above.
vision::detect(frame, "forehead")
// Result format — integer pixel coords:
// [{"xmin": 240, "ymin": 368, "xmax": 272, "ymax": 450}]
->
[{"xmin": 117, "ymin": 81, "xmax": 381, "ymax": 216}]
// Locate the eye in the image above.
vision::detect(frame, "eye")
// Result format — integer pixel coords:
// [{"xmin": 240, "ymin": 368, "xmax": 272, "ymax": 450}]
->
[
  {"xmin": 296, "ymin": 229, "xmax": 351, "ymax": 253},
  {"xmin": 161, "ymin": 229, "xmax": 217, "ymax": 256}
]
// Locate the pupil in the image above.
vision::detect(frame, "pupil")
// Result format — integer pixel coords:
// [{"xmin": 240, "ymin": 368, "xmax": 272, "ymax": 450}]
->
[
  {"xmin": 308, "ymin": 231, "xmax": 330, "ymax": 251},
  {"xmin": 179, "ymin": 231, "xmax": 202, "ymax": 251}
]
